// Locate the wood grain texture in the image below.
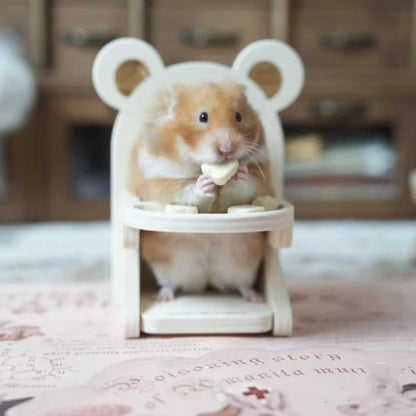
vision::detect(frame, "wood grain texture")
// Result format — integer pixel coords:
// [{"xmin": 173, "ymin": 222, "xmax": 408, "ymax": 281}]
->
[
  {"xmin": 45, "ymin": 94, "xmax": 114, "ymax": 220},
  {"xmin": 281, "ymin": 95, "xmax": 416, "ymax": 219},
  {"xmin": 127, "ymin": 0, "xmax": 145, "ymax": 38},
  {"xmin": 0, "ymin": 104, "xmax": 47, "ymax": 222},
  {"xmin": 147, "ymin": 0, "xmax": 270, "ymax": 65},
  {"xmin": 2, "ymin": 0, "xmax": 416, "ymax": 220},
  {"xmin": 290, "ymin": 0, "xmax": 413, "ymax": 73},
  {"xmin": 410, "ymin": 0, "xmax": 416, "ymax": 69},
  {"xmin": 49, "ymin": 0, "xmax": 129, "ymax": 80},
  {"xmin": 271, "ymin": 0, "xmax": 289, "ymax": 41},
  {"xmin": 28, "ymin": 0, "xmax": 46, "ymax": 70}
]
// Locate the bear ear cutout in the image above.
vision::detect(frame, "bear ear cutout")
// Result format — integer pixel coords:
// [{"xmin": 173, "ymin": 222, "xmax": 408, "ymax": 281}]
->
[
  {"xmin": 233, "ymin": 40, "xmax": 304, "ymax": 112},
  {"xmin": 92, "ymin": 38, "xmax": 165, "ymax": 110}
]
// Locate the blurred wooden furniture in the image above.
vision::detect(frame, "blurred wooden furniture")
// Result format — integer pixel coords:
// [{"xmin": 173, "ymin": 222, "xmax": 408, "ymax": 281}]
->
[
  {"xmin": 45, "ymin": 92, "xmax": 115, "ymax": 220},
  {"xmin": 1, "ymin": 0, "xmax": 416, "ymax": 221},
  {"xmin": 0, "ymin": 114, "xmax": 46, "ymax": 222}
]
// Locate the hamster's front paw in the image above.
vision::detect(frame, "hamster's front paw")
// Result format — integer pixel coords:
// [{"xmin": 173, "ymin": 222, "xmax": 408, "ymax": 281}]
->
[
  {"xmin": 196, "ymin": 174, "xmax": 217, "ymax": 197},
  {"xmin": 232, "ymin": 166, "xmax": 249, "ymax": 182}
]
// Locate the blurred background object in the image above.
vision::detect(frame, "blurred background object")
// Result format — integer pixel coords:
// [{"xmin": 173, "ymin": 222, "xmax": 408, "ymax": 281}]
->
[
  {"xmin": 0, "ymin": 27, "xmax": 35, "ymax": 134},
  {"xmin": 0, "ymin": 0, "xmax": 415, "ymax": 284},
  {"xmin": 410, "ymin": 169, "xmax": 416, "ymax": 205},
  {"xmin": 0, "ymin": 0, "xmax": 415, "ymax": 222},
  {"xmin": 0, "ymin": 26, "xmax": 35, "ymax": 207}
]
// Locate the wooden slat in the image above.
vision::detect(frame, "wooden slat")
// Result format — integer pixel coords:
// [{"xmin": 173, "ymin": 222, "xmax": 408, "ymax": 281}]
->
[
  {"xmin": 27, "ymin": 0, "xmax": 46, "ymax": 70},
  {"xmin": 271, "ymin": 0, "xmax": 290, "ymax": 41},
  {"xmin": 127, "ymin": 0, "xmax": 145, "ymax": 39}
]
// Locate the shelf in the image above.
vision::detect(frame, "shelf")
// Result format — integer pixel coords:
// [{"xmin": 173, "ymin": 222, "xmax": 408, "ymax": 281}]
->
[{"xmin": 286, "ymin": 184, "xmax": 397, "ymax": 201}]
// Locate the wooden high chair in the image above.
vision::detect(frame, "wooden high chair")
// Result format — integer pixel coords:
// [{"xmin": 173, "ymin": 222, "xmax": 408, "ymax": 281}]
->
[{"xmin": 92, "ymin": 38, "xmax": 304, "ymax": 338}]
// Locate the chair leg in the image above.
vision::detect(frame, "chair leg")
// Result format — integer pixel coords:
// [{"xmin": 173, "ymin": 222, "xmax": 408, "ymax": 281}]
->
[
  {"xmin": 264, "ymin": 245, "xmax": 292, "ymax": 336},
  {"xmin": 268, "ymin": 227, "xmax": 293, "ymax": 249},
  {"xmin": 122, "ymin": 227, "xmax": 141, "ymax": 338},
  {"xmin": 111, "ymin": 215, "xmax": 123, "ymax": 304}
]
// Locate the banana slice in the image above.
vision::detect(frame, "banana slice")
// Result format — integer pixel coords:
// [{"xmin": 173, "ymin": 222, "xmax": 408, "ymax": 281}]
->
[
  {"xmin": 134, "ymin": 201, "xmax": 165, "ymax": 212},
  {"xmin": 165, "ymin": 204, "xmax": 198, "ymax": 214},
  {"xmin": 227, "ymin": 204, "xmax": 265, "ymax": 214},
  {"xmin": 201, "ymin": 159, "xmax": 239, "ymax": 186}
]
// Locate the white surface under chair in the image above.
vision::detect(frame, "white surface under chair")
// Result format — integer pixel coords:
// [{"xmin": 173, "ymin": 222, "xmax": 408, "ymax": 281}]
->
[{"xmin": 92, "ymin": 37, "xmax": 304, "ymax": 338}]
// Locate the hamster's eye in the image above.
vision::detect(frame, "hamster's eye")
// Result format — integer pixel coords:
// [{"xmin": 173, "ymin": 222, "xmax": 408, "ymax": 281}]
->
[
  {"xmin": 235, "ymin": 112, "xmax": 242, "ymax": 122},
  {"xmin": 199, "ymin": 112, "xmax": 208, "ymax": 123}
]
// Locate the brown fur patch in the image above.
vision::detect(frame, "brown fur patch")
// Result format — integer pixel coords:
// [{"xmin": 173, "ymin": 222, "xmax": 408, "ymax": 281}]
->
[
  {"xmin": 247, "ymin": 161, "xmax": 274, "ymax": 195},
  {"xmin": 127, "ymin": 139, "xmax": 195, "ymax": 203},
  {"xmin": 141, "ymin": 231, "xmax": 171, "ymax": 264}
]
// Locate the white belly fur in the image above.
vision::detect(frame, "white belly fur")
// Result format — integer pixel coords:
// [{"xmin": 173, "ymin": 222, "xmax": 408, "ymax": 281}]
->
[{"xmin": 149, "ymin": 233, "xmax": 264, "ymax": 293}]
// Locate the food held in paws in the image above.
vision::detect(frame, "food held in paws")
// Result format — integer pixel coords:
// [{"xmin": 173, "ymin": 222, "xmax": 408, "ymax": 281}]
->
[{"xmin": 201, "ymin": 159, "xmax": 239, "ymax": 186}]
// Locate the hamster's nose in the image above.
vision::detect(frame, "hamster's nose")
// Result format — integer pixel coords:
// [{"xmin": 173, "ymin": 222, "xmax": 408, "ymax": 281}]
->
[{"xmin": 216, "ymin": 144, "xmax": 235, "ymax": 159}]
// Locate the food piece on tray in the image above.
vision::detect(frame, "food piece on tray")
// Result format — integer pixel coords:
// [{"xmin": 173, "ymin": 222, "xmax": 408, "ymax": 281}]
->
[
  {"xmin": 165, "ymin": 204, "xmax": 198, "ymax": 214},
  {"xmin": 227, "ymin": 204, "xmax": 265, "ymax": 214}
]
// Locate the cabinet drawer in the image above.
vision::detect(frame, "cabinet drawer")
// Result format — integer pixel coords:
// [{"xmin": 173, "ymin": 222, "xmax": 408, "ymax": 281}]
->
[
  {"xmin": 291, "ymin": 0, "xmax": 412, "ymax": 73},
  {"xmin": 46, "ymin": 95, "xmax": 114, "ymax": 220},
  {"xmin": 50, "ymin": 0, "xmax": 129, "ymax": 79},
  {"xmin": 148, "ymin": 0, "xmax": 270, "ymax": 65},
  {"xmin": 281, "ymin": 94, "xmax": 416, "ymax": 218}
]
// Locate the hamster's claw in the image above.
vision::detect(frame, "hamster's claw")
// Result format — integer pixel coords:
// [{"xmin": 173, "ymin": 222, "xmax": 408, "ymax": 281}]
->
[
  {"xmin": 155, "ymin": 286, "xmax": 175, "ymax": 302},
  {"xmin": 196, "ymin": 174, "xmax": 216, "ymax": 197},
  {"xmin": 232, "ymin": 166, "xmax": 249, "ymax": 182},
  {"xmin": 239, "ymin": 286, "xmax": 265, "ymax": 303}
]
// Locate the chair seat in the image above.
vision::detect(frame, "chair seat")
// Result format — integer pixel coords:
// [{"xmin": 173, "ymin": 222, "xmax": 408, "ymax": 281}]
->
[{"xmin": 140, "ymin": 293, "xmax": 273, "ymax": 334}]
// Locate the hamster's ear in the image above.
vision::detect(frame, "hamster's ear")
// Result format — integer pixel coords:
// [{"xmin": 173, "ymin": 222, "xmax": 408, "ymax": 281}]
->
[
  {"xmin": 232, "ymin": 39, "xmax": 304, "ymax": 112},
  {"xmin": 92, "ymin": 38, "xmax": 164, "ymax": 110}
]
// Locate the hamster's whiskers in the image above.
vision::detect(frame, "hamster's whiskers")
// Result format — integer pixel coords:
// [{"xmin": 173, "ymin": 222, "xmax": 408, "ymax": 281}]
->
[
  {"xmin": 244, "ymin": 143, "xmax": 268, "ymax": 161},
  {"xmin": 244, "ymin": 142, "xmax": 267, "ymax": 155},
  {"xmin": 245, "ymin": 151, "xmax": 266, "ymax": 181}
]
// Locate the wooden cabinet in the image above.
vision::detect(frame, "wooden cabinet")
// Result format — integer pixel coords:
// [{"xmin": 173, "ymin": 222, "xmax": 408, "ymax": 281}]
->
[
  {"xmin": 49, "ymin": 0, "xmax": 131, "ymax": 80},
  {"xmin": 291, "ymin": 0, "xmax": 413, "ymax": 75},
  {"xmin": 45, "ymin": 92, "xmax": 115, "ymax": 220},
  {"xmin": 0, "ymin": 1, "xmax": 31, "ymax": 44},
  {"xmin": 0, "ymin": 0, "xmax": 45, "ymax": 69},
  {"xmin": 0, "ymin": 110, "xmax": 46, "ymax": 222},
  {"xmin": 1, "ymin": 0, "xmax": 416, "ymax": 221},
  {"xmin": 148, "ymin": 0, "xmax": 270, "ymax": 65},
  {"xmin": 281, "ymin": 94, "xmax": 416, "ymax": 218}
]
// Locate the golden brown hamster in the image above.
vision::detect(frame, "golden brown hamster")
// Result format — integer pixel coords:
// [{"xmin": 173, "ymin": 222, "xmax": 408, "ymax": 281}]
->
[{"xmin": 128, "ymin": 82, "xmax": 273, "ymax": 301}]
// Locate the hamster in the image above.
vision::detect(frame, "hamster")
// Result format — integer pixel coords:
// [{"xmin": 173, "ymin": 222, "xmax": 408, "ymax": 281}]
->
[{"xmin": 128, "ymin": 82, "xmax": 274, "ymax": 302}]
